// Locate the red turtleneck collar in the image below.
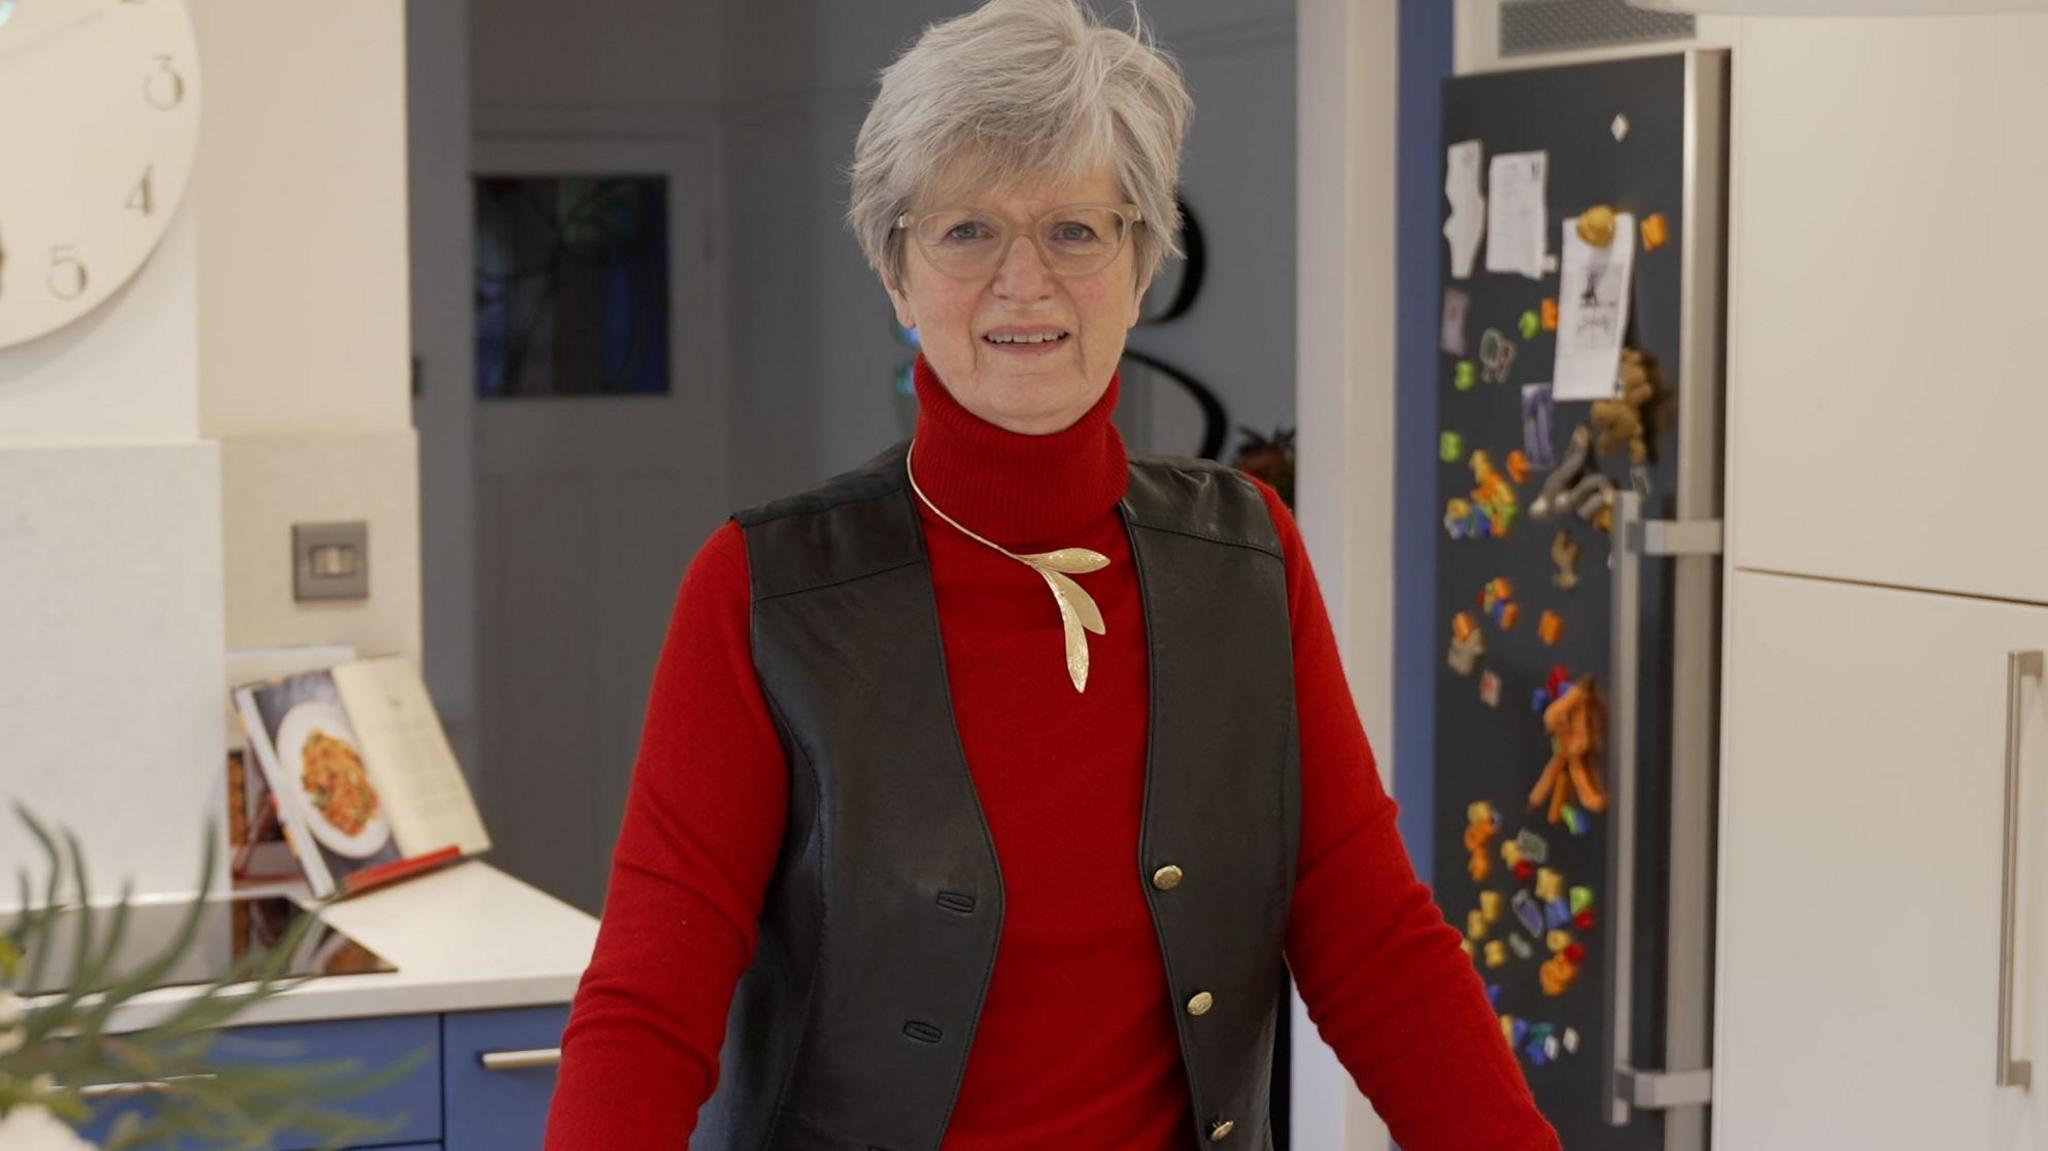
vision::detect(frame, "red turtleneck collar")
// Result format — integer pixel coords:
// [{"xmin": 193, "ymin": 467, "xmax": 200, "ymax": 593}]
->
[{"xmin": 908, "ymin": 354, "xmax": 1130, "ymax": 546}]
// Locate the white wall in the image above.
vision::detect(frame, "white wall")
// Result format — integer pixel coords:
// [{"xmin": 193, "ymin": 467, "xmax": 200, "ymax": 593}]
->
[{"xmin": 192, "ymin": 0, "xmax": 413, "ymax": 438}]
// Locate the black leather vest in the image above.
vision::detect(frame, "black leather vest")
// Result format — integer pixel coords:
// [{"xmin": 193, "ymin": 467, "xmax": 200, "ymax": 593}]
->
[{"xmin": 695, "ymin": 441, "xmax": 1300, "ymax": 1151}]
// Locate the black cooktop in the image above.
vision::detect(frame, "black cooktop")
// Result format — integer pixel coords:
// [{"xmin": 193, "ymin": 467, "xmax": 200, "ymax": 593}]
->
[{"xmin": 12, "ymin": 895, "xmax": 396, "ymax": 998}]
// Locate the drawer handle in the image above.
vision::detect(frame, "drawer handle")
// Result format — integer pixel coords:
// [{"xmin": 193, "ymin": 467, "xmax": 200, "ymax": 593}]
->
[
  {"xmin": 480, "ymin": 1047, "xmax": 562, "ymax": 1071},
  {"xmin": 77, "ymin": 1073, "xmax": 218, "ymax": 1099},
  {"xmin": 1997, "ymin": 650, "xmax": 2042, "ymax": 1091}
]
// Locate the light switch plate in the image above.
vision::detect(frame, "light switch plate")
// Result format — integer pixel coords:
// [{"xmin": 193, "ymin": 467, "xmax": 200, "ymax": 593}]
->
[{"xmin": 293, "ymin": 520, "xmax": 369, "ymax": 601}]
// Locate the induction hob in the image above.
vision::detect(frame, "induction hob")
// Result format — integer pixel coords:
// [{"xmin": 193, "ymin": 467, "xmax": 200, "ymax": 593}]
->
[{"xmin": 12, "ymin": 895, "xmax": 396, "ymax": 999}]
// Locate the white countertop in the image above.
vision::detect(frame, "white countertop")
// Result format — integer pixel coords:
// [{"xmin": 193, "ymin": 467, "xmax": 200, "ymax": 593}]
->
[{"xmin": 59, "ymin": 861, "xmax": 600, "ymax": 1035}]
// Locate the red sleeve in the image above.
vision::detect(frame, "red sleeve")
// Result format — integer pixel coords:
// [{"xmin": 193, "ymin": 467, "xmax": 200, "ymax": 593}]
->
[
  {"xmin": 545, "ymin": 519, "xmax": 786, "ymax": 1149},
  {"xmin": 1251, "ymin": 479, "xmax": 1559, "ymax": 1150}
]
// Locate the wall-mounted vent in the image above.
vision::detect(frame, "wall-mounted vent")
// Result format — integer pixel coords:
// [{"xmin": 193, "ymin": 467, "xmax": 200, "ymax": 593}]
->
[{"xmin": 1500, "ymin": 0, "xmax": 1696, "ymax": 56}]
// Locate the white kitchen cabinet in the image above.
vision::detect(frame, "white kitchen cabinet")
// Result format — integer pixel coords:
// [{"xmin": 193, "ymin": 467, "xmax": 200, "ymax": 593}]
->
[
  {"xmin": 1724, "ymin": 16, "xmax": 2048, "ymax": 604},
  {"xmin": 1717, "ymin": 569, "xmax": 2048, "ymax": 1149}
]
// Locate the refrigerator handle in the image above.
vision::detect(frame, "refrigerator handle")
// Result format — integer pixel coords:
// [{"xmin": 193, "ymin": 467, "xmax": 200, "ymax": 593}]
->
[
  {"xmin": 1604, "ymin": 491, "xmax": 1722, "ymax": 1126},
  {"xmin": 1997, "ymin": 650, "xmax": 2043, "ymax": 1090}
]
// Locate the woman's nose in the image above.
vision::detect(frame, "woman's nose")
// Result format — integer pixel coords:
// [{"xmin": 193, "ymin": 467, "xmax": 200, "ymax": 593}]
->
[{"xmin": 990, "ymin": 230, "xmax": 1057, "ymax": 300}]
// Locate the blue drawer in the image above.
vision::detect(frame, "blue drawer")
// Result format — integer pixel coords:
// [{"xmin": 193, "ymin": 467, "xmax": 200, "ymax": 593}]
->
[
  {"xmin": 442, "ymin": 1005, "xmax": 571, "ymax": 1151},
  {"xmin": 77, "ymin": 1013, "xmax": 441, "ymax": 1150}
]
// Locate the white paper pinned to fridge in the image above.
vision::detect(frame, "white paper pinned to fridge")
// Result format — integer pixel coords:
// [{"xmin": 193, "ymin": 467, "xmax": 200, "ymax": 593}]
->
[
  {"xmin": 1552, "ymin": 211, "xmax": 1637, "ymax": 401},
  {"xmin": 1443, "ymin": 139, "xmax": 1486, "ymax": 280},
  {"xmin": 1485, "ymin": 151, "xmax": 1549, "ymax": 280}
]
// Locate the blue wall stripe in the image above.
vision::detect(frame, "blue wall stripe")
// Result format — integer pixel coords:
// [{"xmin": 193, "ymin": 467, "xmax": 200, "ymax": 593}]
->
[{"xmin": 1395, "ymin": 0, "xmax": 1453, "ymax": 882}]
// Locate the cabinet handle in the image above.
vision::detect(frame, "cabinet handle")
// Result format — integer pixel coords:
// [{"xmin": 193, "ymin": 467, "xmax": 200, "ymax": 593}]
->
[
  {"xmin": 1997, "ymin": 650, "xmax": 2042, "ymax": 1091},
  {"xmin": 480, "ymin": 1046, "xmax": 562, "ymax": 1071},
  {"xmin": 76, "ymin": 1073, "xmax": 217, "ymax": 1099}
]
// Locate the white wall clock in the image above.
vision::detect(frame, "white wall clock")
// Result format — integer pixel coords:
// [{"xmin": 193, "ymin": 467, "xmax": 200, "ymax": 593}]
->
[{"xmin": 0, "ymin": 0, "xmax": 201, "ymax": 350}]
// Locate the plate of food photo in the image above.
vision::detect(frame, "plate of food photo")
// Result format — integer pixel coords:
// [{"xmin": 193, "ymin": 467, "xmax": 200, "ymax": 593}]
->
[{"xmin": 275, "ymin": 700, "xmax": 392, "ymax": 859}]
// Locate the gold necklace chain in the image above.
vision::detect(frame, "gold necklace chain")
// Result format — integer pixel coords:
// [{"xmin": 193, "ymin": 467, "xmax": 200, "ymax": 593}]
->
[{"xmin": 905, "ymin": 438, "xmax": 1112, "ymax": 694}]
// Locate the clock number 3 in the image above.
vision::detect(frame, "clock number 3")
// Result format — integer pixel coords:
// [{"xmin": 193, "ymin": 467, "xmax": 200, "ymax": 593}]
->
[
  {"xmin": 47, "ymin": 247, "xmax": 88, "ymax": 301},
  {"xmin": 144, "ymin": 55, "xmax": 185, "ymax": 110}
]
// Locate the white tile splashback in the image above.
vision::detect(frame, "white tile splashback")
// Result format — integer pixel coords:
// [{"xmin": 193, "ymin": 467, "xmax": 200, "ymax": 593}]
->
[{"xmin": 0, "ymin": 441, "xmax": 226, "ymax": 902}]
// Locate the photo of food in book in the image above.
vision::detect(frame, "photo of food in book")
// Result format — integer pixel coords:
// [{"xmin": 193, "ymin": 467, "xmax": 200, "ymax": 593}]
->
[{"xmin": 238, "ymin": 671, "xmax": 402, "ymax": 888}]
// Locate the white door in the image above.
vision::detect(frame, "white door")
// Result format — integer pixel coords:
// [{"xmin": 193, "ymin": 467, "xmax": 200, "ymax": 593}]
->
[
  {"xmin": 1724, "ymin": 15, "xmax": 2048, "ymax": 603},
  {"xmin": 470, "ymin": 134, "xmax": 726, "ymax": 914},
  {"xmin": 1717, "ymin": 569, "xmax": 2048, "ymax": 1149}
]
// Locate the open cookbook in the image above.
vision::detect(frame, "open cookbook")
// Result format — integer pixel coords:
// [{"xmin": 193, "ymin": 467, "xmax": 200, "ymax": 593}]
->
[{"xmin": 232, "ymin": 654, "xmax": 490, "ymax": 900}]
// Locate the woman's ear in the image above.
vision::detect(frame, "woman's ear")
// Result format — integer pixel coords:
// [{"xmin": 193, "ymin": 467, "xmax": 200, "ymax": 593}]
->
[
  {"xmin": 887, "ymin": 276, "xmax": 917, "ymax": 331},
  {"xmin": 1130, "ymin": 268, "xmax": 1154, "ymax": 329}
]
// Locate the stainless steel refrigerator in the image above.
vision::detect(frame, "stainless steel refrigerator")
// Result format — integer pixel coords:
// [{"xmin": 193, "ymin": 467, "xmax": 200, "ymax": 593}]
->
[{"xmin": 1432, "ymin": 50, "xmax": 1727, "ymax": 1151}]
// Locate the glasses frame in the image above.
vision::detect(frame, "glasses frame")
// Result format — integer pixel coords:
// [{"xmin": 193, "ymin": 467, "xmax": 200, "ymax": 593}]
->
[{"xmin": 893, "ymin": 202, "xmax": 1144, "ymax": 281}]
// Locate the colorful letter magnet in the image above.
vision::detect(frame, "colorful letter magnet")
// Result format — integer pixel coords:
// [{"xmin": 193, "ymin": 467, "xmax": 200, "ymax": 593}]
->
[
  {"xmin": 1539, "ymin": 610, "xmax": 1564, "ymax": 646},
  {"xmin": 1485, "ymin": 941, "xmax": 1509, "ymax": 969},
  {"xmin": 1642, "ymin": 212, "xmax": 1670, "ymax": 251},
  {"xmin": 1455, "ymin": 360, "xmax": 1478, "ymax": 391},
  {"xmin": 1541, "ymin": 298, "xmax": 1559, "ymax": 331},
  {"xmin": 1480, "ymin": 890, "xmax": 1505, "ymax": 923},
  {"xmin": 1535, "ymin": 868, "xmax": 1565, "ymax": 903},
  {"xmin": 1479, "ymin": 671, "xmax": 1502, "ymax": 707},
  {"xmin": 1518, "ymin": 310, "xmax": 1541, "ymax": 340},
  {"xmin": 1545, "ymin": 898, "xmax": 1572, "ymax": 930},
  {"xmin": 1440, "ymin": 430, "xmax": 1465, "ymax": 463},
  {"xmin": 1569, "ymin": 886, "xmax": 1595, "ymax": 915},
  {"xmin": 1468, "ymin": 909, "xmax": 1489, "ymax": 940},
  {"xmin": 1508, "ymin": 933, "xmax": 1534, "ymax": 960},
  {"xmin": 1513, "ymin": 828, "xmax": 1549, "ymax": 865},
  {"xmin": 1511, "ymin": 890, "xmax": 1545, "ymax": 938}
]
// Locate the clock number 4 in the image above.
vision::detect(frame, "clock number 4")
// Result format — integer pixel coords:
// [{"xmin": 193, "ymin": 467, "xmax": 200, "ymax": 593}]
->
[
  {"xmin": 145, "ymin": 56, "xmax": 185, "ymax": 111},
  {"xmin": 48, "ymin": 247, "xmax": 88, "ymax": 301},
  {"xmin": 129, "ymin": 167, "xmax": 155, "ymax": 217}
]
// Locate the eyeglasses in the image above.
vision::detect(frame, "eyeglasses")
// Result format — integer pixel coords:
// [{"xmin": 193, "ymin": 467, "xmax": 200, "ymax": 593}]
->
[{"xmin": 894, "ymin": 203, "xmax": 1143, "ymax": 281}]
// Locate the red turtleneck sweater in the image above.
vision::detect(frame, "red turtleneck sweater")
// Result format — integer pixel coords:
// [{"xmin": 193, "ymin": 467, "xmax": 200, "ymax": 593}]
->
[{"xmin": 544, "ymin": 359, "xmax": 1558, "ymax": 1150}]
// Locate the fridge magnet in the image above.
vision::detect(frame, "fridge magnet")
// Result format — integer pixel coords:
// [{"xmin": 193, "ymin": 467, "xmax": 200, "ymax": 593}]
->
[
  {"xmin": 1440, "ymin": 430, "xmax": 1466, "ymax": 463},
  {"xmin": 1468, "ymin": 909, "xmax": 1490, "ymax": 940},
  {"xmin": 1447, "ymin": 612, "xmax": 1485, "ymax": 676},
  {"xmin": 1530, "ymin": 426, "xmax": 1617, "ymax": 532},
  {"xmin": 1501, "ymin": 838, "xmax": 1523, "ymax": 868},
  {"xmin": 1443, "ymin": 139, "xmax": 1486, "ymax": 280},
  {"xmin": 1591, "ymin": 347, "xmax": 1660, "ymax": 466},
  {"xmin": 1505, "ymin": 449, "xmax": 1532, "ymax": 485},
  {"xmin": 1575, "ymin": 204, "xmax": 1619, "ymax": 248},
  {"xmin": 1460, "ymin": 938, "xmax": 1475, "ymax": 960},
  {"xmin": 1565, "ymin": 942, "xmax": 1587, "ymax": 964},
  {"xmin": 1555, "ymin": 210, "xmax": 1637, "ymax": 401},
  {"xmin": 1569, "ymin": 886, "xmax": 1595, "ymax": 915},
  {"xmin": 1513, "ymin": 858, "xmax": 1536, "ymax": 883},
  {"xmin": 1443, "ymin": 498, "xmax": 1476, "ymax": 540},
  {"xmin": 1531, "ymin": 677, "xmax": 1609, "ymax": 824},
  {"xmin": 1539, "ymin": 952, "xmax": 1580, "ymax": 996},
  {"xmin": 1509, "ymin": 1016, "xmax": 1531, "ymax": 1050},
  {"xmin": 1499, "ymin": 1015, "xmax": 1518, "ymax": 1046},
  {"xmin": 1465, "ymin": 799, "xmax": 1499, "ymax": 881},
  {"xmin": 1545, "ymin": 929, "xmax": 1573, "ymax": 955},
  {"xmin": 1479, "ymin": 671, "xmax": 1503, "ymax": 707},
  {"xmin": 1485, "ymin": 151, "xmax": 1549, "ymax": 280},
  {"xmin": 1561, "ymin": 803, "xmax": 1590, "ymax": 836},
  {"xmin": 1534, "ymin": 867, "xmax": 1566, "ymax": 904},
  {"xmin": 1514, "ymin": 828, "xmax": 1549, "ymax": 865},
  {"xmin": 1538, "ymin": 610, "xmax": 1564, "ymax": 646},
  {"xmin": 1481, "ymin": 890, "xmax": 1505, "ymax": 924},
  {"xmin": 1541, "ymin": 298, "xmax": 1559, "ymax": 332},
  {"xmin": 1468, "ymin": 452, "xmax": 1520, "ymax": 538},
  {"xmin": 1508, "ymin": 933, "xmax": 1535, "ymax": 960},
  {"xmin": 1511, "ymin": 890, "xmax": 1546, "ymax": 938},
  {"xmin": 1545, "ymin": 899, "xmax": 1573, "ymax": 931},
  {"xmin": 1481, "ymin": 577, "xmax": 1517, "ymax": 628},
  {"xmin": 1454, "ymin": 359, "xmax": 1478, "ymax": 391},
  {"xmin": 1486, "ymin": 983, "xmax": 1503, "ymax": 1009},
  {"xmin": 1611, "ymin": 113, "xmax": 1631, "ymax": 142},
  {"xmin": 1479, "ymin": 327, "xmax": 1518, "ymax": 385},
  {"xmin": 1518, "ymin": 309, "xmax": 1542, "ymax": 341},
  {"xmin": 1574, "ymin": 908, "xmax": 1596, "ymax": 932},
  {"xmin": 1641, "ymin": 211, "xmax": 1670, "ymax": 252},
  {"xmin": 1441, "ymin": 287, "xmax": 1471, "ymax": 355},
  {"xmin": 1563, "ymin": 1027, "xmax": 1581, "ymax": 1054},
  {"xmin": 1551, "ymin": 530, "xmax": 1581, "ymax": 591},
  {"xmin": 1485, "ymin": 940, "xmax": 1509, "ymax": 969},
  {"xmin": 1519, "ymin": 384, "xmax": 1557, "ymax": 470}
]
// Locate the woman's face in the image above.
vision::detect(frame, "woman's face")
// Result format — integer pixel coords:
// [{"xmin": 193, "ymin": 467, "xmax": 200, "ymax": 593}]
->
[{"xmin": 887, "ymin": 161, "xmax": 1150, "ymax": 435}]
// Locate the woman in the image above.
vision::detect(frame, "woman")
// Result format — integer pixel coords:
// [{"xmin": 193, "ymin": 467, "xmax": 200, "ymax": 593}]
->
[{"xmin": 545, "ymin": 2, "xmax": 1559, "ymax": 1148}]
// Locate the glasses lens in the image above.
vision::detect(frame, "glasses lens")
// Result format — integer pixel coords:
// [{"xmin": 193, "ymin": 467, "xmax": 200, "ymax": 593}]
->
[
  {"xmin": 910, "ymin": 206, "xmax": 1130, "ymax": 279},
  {"xmin": 1037, "ymin": 207, "xmax": 1128, "ymax": 276}
]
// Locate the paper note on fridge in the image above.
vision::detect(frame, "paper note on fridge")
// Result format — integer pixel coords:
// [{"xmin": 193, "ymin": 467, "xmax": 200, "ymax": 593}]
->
[
  {"xmin": 1552, "ymin": 212, "xmax": 1637, "ymax": 401},
  {"xmin": 1484, "ymin": 151, "xmax": 1549, "ymax": 280},
  {"xmin": 1443, "ymin": 139, "xmax": 1486, "ymax": 280}
]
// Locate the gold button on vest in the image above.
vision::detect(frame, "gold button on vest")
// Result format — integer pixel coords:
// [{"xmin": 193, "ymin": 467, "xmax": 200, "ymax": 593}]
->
[
  {"xmin": 1208, "ymin": 1119, "xmax": 1235, "ymax": 1141},
  {"xmin": 1152, "ymin": 864, "xmax": 1184, "ymax": 891},
  {"xmin": 1187, "ymin": 991, "xmax": 1214, "ymax": 1017}
]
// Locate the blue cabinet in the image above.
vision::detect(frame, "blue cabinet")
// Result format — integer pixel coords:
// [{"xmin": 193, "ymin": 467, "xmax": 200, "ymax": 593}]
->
[
  {"xmin": 75, "ymin": 1005, "xmax": 568, "ymax": 1150},
  {"xmin": 443, "ymin": 1004, "xmax": 571, "ymax": 1151}
]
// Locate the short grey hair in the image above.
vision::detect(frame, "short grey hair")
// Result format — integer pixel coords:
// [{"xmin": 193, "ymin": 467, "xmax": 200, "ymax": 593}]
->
[{"xmin": 848, "ymin": 0, "xmax": 1193, "ymax": 292}]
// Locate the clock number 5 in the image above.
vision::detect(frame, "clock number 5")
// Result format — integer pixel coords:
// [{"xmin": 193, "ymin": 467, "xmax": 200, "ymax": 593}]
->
[
  {"xmin": 144, "ymin": 55, "xmax": 185, "ymax": 110},
  {"xmin": 48, "ymin": 247, "xmax": 88, "ymax": 301}
]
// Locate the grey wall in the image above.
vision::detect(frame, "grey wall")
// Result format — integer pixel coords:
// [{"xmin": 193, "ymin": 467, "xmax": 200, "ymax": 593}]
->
[{"xmin": 719, "ymin": 0, "xmax": 1297, "ymax": 508}]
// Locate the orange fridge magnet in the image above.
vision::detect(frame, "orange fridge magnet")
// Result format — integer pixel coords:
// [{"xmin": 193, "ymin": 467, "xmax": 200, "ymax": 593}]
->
[
  {"xmin": 1529, "ymin": 676, "xmax": 1610, "ymax": 824},
  {"xmin": 1641, "ymin": 212, "xmax": 1670, "ymax": 251}
]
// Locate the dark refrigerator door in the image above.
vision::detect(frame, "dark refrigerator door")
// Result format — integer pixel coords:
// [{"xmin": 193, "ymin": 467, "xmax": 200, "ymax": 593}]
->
[{"xmin": 1431, "ymin": 53, "xmax": 1715, "ymax": 1151}]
